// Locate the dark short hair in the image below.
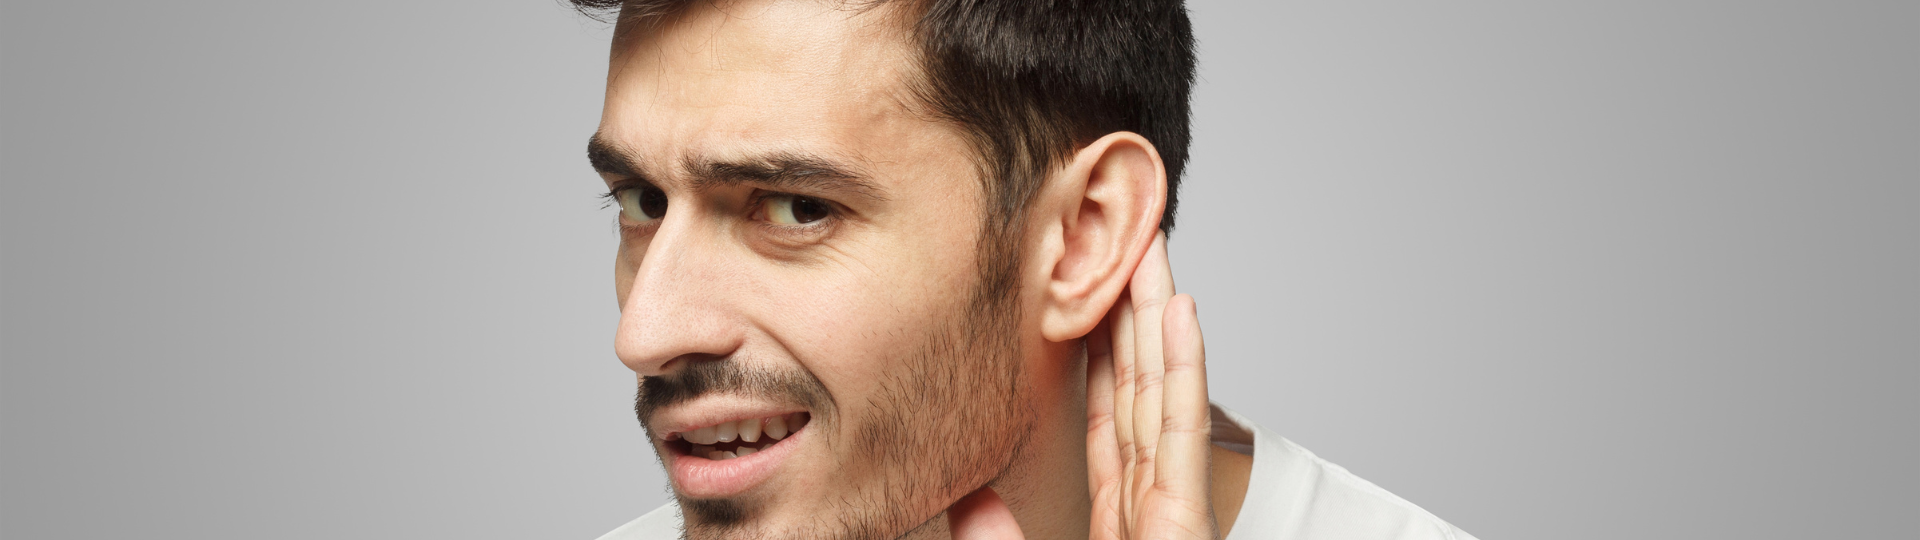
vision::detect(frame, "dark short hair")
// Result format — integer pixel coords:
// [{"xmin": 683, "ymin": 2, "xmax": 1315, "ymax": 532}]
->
[{"xmin": 571, "ymin": 0, "xmax": 1196, "ymax": 237}]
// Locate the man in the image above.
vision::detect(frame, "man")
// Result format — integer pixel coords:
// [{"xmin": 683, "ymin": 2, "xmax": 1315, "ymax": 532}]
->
[{"xmin": 576, "ymin": 1, "xmax": 1477, "ymax": 538}]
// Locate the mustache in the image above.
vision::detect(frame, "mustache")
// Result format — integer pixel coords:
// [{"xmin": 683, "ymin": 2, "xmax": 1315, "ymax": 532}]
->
[{"xmin": 635, "ymin": 356, "xmax": 834, "ymax": 429}]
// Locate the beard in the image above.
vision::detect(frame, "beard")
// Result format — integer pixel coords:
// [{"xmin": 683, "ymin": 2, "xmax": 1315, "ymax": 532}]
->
[{"xmin": 635, "ymin": 236, "xmax": 1036, "ymax": 540}]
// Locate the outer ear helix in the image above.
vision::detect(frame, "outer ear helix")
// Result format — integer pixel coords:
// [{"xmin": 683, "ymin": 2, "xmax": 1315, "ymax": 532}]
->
[{"xmin": 1038, "ymin": 133, "xmax": 1167, "ymax": 343}]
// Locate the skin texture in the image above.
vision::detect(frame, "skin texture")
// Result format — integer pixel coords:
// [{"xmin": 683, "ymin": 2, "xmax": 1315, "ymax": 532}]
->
[
  {"xmin": 949, "ymin": 235, "xmax": 1241, "ymax": 540},
  {"xmin": 594, "ymin": 1, "xmax": 1247, "ymax": 538}
]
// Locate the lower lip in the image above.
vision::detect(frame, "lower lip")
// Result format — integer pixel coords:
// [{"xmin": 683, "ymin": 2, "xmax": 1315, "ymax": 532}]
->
[{"xmin": 665, "ymin": 426, "xmax": 806, "ymax": 499}]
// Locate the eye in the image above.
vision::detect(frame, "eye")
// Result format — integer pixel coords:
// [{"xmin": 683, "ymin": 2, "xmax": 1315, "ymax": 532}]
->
[
  {"xmin": 615, "ymin": 185, "xmax": 668, "ymax": 223},
  {"xmin": 756, "ymin": 194, "xmax": 832, "ymax": 225}
]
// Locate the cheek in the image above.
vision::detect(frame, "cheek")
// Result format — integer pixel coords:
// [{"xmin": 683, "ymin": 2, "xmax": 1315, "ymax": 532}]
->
[
  {"xmin": 612, "ymin": 234, "xmax": 650, "ymax": 307},
  {"xmin": 769, "ymin": 283, "xmax": 920, "ymax": 389},
  {"xmin": 760, "ymin": 255, "xmax": 973, "ymax": 404}
]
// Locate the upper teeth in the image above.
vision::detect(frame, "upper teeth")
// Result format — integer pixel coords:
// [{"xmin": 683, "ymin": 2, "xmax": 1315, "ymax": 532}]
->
[{"xmin": 678, "ymin": 413, "xmax": 803, "ymax": 445}]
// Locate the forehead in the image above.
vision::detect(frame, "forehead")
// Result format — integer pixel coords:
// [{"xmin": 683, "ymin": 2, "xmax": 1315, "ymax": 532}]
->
[{"xmin": 600, "ymin": 0, "xmax": 950, "ymax": 177}]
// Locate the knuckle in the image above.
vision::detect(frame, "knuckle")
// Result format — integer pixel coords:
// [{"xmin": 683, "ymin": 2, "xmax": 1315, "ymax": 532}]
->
[
  {"xmin": 1163, "ymin": 353, "xmax": 1203, "ymax": 370},
  {"xmin": 1135, "ymin": 370, "xmax": 1165, "ymax": 392},
  {"xmin": 1132, "ymin": 297, "xmax": 1167, "ymax": 315},
  {"xmin": 1087, "ymin": 411, "xmax": 1116, "ymax": 430},
  {"xmin": 1135, "ymin": 446, "xmax": 1158, "ymax": 463},
  {"xmin": 1159, "ymin": 425, "xmax": 1211, "ymax": 438}
]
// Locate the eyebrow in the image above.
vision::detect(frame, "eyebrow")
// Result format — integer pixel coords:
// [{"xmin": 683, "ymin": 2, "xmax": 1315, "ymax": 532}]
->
[
  {"xmin": 586, "ymin": 134, "xmax": 889, "ymax": 202},
  {"xmin": 586, "ymin": 134, "xmax": 643, "ymax": 177}
]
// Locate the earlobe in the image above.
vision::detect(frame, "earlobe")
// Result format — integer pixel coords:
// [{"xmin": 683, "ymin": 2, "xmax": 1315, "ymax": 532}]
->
[{"xmin": 1037, "ymin": 132, "xmax": 1168, "ymax": 343}]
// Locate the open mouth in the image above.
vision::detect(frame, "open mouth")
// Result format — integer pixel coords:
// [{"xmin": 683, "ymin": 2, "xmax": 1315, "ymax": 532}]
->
[{"xmin": 665, "ymin": 412, "xmax": 812, "ymax": 460}]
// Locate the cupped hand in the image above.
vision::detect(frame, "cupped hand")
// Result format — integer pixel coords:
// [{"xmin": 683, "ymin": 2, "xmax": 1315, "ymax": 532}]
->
[{"xmin": 950, "ymin": 233, "xmax": 1214, "ymax": 539}]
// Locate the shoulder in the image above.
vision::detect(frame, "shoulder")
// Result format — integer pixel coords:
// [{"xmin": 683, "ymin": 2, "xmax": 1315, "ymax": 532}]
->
[
  {"xmin": 594, "ymin": 503, "xmax": 681, "ymax": 540},
  {"xmin": 1213, "ymin": 404, "xmax": 1479, "ymax": 540}
]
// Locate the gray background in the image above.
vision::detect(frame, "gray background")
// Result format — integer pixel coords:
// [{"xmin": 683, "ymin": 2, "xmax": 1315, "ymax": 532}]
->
[{"xmin": 2, "ymin": 1, "xmax": 1913, "ymax": 538}]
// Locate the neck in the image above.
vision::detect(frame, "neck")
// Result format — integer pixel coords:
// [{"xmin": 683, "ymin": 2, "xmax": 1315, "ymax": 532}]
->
[{"xmin": 1006, "ymin": 338, "xmax": 1094, "ymax": 540}]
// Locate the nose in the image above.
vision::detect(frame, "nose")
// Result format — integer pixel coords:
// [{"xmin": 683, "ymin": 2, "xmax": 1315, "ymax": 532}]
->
[{"xmin": 614, "ymin": 218, "xmax": 744, "ymax": 377}]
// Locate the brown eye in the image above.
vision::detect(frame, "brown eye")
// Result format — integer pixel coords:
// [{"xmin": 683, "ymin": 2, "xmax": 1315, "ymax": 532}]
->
[
  {"xmin": 790, "ymin": 197, "xmax": 830, "ymax": 224},
  {"xmin": 761, "ymin": 194, "xmax": 831, "ymax": 225},
  {"xmin": 617, "ymin": 186, "xmax": 668, "ymax": 222}
]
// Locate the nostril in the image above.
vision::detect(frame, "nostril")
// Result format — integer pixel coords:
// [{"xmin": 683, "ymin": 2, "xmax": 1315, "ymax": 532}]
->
[{"xmin": 655, "ymin": 352, "xmax": 729, "ymax": 377}]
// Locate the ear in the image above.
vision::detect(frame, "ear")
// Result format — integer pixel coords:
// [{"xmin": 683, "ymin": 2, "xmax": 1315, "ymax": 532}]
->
[{"xmin": 1033, "ymin": 132, "xmax": 1168, "ymax": 342}]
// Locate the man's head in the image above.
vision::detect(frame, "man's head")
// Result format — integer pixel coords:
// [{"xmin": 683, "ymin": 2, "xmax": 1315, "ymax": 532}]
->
[{"xmin": 582, "ymin": 0, "xmax": 1194, "ymax": 538}]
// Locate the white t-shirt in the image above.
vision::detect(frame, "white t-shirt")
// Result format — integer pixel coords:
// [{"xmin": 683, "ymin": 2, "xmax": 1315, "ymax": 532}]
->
[{"xmin": 597, "ymin": 404, "xmax": 1477, "ymax": 540}]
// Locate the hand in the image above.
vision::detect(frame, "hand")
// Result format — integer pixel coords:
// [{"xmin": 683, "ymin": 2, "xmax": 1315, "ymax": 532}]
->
[{"xmin": 951, "ymin": 233, "xmax": 1214, "ymax": 539}]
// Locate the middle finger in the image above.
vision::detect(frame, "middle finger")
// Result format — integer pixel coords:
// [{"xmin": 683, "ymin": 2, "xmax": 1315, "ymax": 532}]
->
[{"xmin": 1128, "ymin": 233, "xmax": 1176, "ymax": 507}]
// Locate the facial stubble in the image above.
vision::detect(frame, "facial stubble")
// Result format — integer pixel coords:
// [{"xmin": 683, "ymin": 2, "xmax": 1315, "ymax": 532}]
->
[{"xmin": 636, "ymin": 263, "xmax": 1035, "ymax": 540}]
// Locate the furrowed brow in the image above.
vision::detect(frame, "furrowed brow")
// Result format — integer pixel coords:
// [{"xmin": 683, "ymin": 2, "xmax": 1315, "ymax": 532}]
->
[{"xmin": 687, "ymin": 152, "xmax": 889, "ymax": 202}]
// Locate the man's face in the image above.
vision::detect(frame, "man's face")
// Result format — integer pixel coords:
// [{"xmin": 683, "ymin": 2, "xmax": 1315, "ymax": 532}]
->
[{"xmin": 595, "ymin": 1, "xmax": 1035, "ymax": 538}]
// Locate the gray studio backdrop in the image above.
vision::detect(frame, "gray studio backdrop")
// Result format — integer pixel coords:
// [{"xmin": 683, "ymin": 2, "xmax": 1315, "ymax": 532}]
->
[{"xmin": 3, "ymin": 1, "xmax": 1914, "ymax": 538}]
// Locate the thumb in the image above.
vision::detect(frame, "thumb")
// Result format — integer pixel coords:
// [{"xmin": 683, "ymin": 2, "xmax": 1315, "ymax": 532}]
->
[{"xmin": 948, "ymin": 486, "xmax": 1025, "ymax": 540}]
